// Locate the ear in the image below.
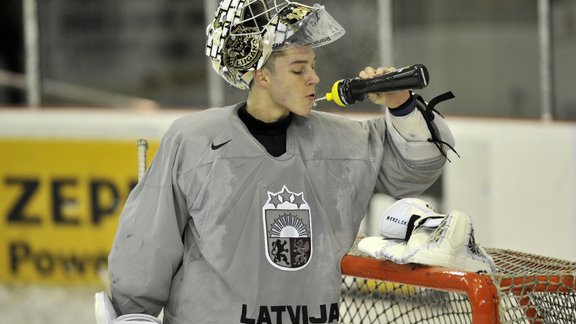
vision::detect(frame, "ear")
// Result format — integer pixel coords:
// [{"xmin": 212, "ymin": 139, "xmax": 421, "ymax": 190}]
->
[{"xmin": 253, "ymin": 68, "xmax": 272, "ymax": 89}]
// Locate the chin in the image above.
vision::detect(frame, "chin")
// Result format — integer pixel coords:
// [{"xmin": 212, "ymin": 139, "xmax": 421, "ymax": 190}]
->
[{"xmin": 292, "ymin": 106, "xmax": 312, "ymax": 117}]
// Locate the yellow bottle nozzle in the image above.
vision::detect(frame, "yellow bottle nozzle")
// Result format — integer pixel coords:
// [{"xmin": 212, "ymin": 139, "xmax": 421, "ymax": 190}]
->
[
  {"xmin": 325, "ymin": 92, "xmax": 333, "ymax": 102},
  {"xmin": 324, "ymin": 80, "xmax": 347, "ymax": 107}
]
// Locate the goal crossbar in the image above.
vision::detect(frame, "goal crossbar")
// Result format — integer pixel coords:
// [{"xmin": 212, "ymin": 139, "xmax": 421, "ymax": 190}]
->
[{"xmin": 342, "ymin": 254, "xmax": 500, "ymax": 323}]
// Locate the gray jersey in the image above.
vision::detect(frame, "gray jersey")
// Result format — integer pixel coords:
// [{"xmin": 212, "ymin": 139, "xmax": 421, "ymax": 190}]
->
[{"xmin": 108, "ymin": 103, "xmax": 453, "ymax": 324}]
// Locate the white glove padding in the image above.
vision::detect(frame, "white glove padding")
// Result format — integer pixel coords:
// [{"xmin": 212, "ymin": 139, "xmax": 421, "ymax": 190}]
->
[
  {"xmin": 95, "ymin": 291, "xmax": 117, "ymax": 324},
  {"xmin": 360, "ymin": 209, "xmax": 497, "ymax": 274},
  {"xmin": 114, "ymin": 314, "xmax": 162, "ymax": 324},
  {"xmin": 379, "ymin": 198, "xmax": 444, "ymax": 240}
]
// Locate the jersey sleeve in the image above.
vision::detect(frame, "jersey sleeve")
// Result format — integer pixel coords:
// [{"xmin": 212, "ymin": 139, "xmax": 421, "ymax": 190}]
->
[
  {"xmin": 364, "ymin": 109, "xmax": 455, "ymax": 198},
  {"xmin": 387, "ymin": 107, "xmax": 432, "ymax": 142},
  {"xmin": 108, "ymin": 132, "xmax": 189, "ymax": 317}
]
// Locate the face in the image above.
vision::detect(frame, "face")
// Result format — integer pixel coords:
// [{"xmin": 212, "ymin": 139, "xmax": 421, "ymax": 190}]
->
[{"xmin": 263, "ymin": 46, "xmax": 320, "ymax": 117}]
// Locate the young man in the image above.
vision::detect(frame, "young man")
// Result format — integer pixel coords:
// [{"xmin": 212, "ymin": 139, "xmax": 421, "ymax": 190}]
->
[{"xmin": 108, "ymin": 1, "xmax": 455, "ymax": 323}]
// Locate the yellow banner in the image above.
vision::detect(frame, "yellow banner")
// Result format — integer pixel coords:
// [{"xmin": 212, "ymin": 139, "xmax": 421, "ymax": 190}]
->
[{"xmin": 0, "ymin": 139, "xmax": 158, "ymax": 284}]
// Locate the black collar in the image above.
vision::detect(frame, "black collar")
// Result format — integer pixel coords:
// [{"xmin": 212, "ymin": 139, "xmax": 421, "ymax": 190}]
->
[{"xmin": 237, "ymin": 104, "xmax": 293, "ymax": 135}]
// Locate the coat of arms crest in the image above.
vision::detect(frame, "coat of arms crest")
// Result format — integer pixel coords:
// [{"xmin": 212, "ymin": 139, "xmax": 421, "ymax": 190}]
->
[{"xmin": 262, "ymin": 186, "xmax": 312, "ymax": 271}]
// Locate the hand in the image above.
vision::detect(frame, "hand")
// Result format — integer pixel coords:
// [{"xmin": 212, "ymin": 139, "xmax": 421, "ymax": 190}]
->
[{"xmin": 358, "ymin": 66, "xmax": 411, "ymax": 108}]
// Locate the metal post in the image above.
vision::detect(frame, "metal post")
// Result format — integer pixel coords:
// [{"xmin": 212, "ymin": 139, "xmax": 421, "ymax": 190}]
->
[
  {"xmin": 23, "ymin": 0, "xmax": 41, "ymax": 108},
  {"xmin": 204, "ymin": 0, "xmax": 225, "ymax": 108},
  {"xmin": 370, "ymin": 0, "xmax": 395, "ymax": 234},
  {"xmin": 538, "ymin": 0, "xmax": 553, "ymax": 121},
  {"xmin": 378, "ymin": 0, "xmax": 394, "ymax": 67}
]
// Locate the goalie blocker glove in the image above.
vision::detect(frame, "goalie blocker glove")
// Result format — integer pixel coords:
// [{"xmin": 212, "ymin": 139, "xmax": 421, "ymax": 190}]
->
[{"xmin": 359, "ymin": 198, "xmax": 497, "ymax": 274}]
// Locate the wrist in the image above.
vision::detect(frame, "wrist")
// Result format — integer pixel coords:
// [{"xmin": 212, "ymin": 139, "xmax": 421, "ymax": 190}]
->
[{"xmin": 388, "ymin": 93, "xmax": 416, "ymax": 116}]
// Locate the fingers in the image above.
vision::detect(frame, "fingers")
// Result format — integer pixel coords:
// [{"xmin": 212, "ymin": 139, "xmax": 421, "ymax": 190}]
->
[
  {"xmin": 358, "ymin": 65, "xmax": 409, "ymax": 107},
  {"xmin": 359, "ymin": 66, "xmax": 396, "ymax": 79}
]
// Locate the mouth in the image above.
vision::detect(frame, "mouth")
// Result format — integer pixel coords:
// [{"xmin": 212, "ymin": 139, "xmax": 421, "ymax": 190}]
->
[{"xmin": 307, "ymin": 93, "xmax": 318, "ymax": 108}]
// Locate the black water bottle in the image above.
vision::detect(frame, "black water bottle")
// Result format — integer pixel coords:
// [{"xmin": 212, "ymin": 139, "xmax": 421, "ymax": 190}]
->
[{"xmin": 324, "ymin": 64, "xmax": 429, "ymax": 106}]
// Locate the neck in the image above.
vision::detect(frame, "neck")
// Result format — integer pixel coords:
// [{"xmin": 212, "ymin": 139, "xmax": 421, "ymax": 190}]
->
[{"xmin": 246, "ymin": 89, "xmax": 289, "ymax": 123}]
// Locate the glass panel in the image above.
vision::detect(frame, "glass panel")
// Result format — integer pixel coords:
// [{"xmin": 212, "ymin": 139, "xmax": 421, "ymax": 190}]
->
[
  {"xmin": 552, "ymin": 0, "xmax": 576, "ymax": 120},
  {"xmin": 394, "ymin": 0, "xmax": 540, "ymax": 118},
  {"xmin": 38, "ymin": 0, "xmax": 207, "ymax": 107},
  {"xmin": 1, "ymin": 0, "xmax": 574, "ymax": 119}
]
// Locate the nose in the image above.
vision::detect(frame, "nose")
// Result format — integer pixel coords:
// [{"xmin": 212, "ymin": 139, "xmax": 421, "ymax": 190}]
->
[{"xmin": 307, "ymin": 69, "xmax": 320, "ymax": 86}]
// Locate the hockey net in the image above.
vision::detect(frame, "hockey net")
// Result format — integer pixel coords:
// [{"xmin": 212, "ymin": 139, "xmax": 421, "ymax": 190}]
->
[{"xmin": 339, "ymin": 238, "xmax": 576, "ymax": 323}]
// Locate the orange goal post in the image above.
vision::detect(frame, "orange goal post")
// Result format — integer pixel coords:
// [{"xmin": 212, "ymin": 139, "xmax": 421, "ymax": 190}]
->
[{"xmin": 339, "ymin": 239, "xmax": 576, "ymax": 323}]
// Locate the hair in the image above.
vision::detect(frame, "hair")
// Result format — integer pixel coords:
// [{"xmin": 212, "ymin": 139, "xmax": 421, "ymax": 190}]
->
[
  {"xmin": 262, "ymin": 50, "xmax": 285, "ymax": 72},
  {"xmin": 249, "ymin": 50, "xmax": 285, "ymax": 89}
]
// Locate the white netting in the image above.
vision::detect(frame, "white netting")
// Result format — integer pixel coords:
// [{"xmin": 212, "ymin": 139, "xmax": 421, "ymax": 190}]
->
[{"xmin": 340, "ymin": 239, "xmax": 576, "ymax": 323}]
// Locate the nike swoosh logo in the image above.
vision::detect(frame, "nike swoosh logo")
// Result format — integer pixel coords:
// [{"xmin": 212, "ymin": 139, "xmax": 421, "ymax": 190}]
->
[{"xmin": 211, "ymin": 139, "xmax": 231, "ymax": 150}]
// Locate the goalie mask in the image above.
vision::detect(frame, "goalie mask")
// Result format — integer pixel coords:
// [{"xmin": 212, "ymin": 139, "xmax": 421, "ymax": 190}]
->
[{"xmin": 205, "ymin": 0, "xmax": 345, "ymax": 90}]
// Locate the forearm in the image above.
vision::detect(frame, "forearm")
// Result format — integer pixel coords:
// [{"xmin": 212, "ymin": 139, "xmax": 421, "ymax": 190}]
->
[
  {"xmin": 387, "ymin": 94, "xmax": 432, "ymax": 142},
  {"xmin": 108, "ymin": 188, "xmax": 183, "ymax": 316},
  {"xmin": 108, "ymin": 133, "xmax": 188, "ymax": 316}
]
